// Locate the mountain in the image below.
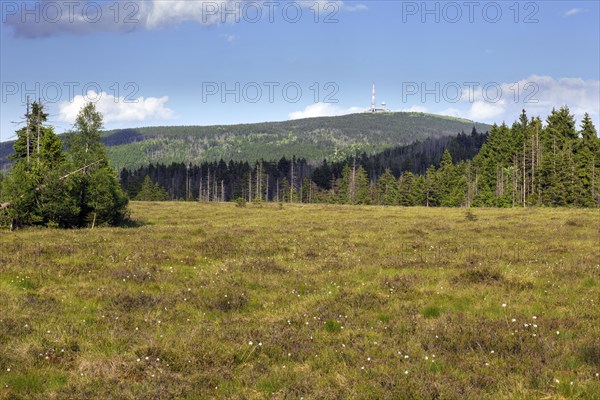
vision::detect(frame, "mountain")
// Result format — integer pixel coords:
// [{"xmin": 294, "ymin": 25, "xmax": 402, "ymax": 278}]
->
[
  {"xmin": 120, "ymin": 130, "xmax": 489, "ymax": 202},
  {"xmin": 0, "ymin": 112, "xmax": 491, "ymax": 170}
]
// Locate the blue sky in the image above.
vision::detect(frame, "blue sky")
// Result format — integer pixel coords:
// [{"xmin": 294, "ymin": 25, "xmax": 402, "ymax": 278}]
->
[{"xmin": 1, "ymin": 0, "xmax": 599, "ymax": 140}]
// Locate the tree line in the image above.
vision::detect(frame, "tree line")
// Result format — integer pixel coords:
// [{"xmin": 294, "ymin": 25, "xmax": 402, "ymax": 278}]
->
[
  {"xmin": 121, "ymin": 128, "xmax": 487, "ymax": 204},
  {"xmin": 123, "ymin": 108, "xmax": 599, "ymax": 207},
  {"xmin": 120, "ymin": 129, "xmax": 487, "ymax": 203}
]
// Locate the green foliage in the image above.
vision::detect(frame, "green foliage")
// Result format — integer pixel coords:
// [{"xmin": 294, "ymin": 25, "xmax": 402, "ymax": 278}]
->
[
  {"xmin": 37, "ymin": 165, "xmax": 80, "ymax": 227},
  {"xmin": 376, "ymin": 169, "xmax": 399, "ymax": 205},
  {"xmin": 234, "ymin": 197, "xmax": 247, "ymax": 208},
  {"xmin": 65, "ymin": 102, "xmax": 107, "ymax": 168},
  {"xmin": 422, "ymin": 305, "xmax": 442, "ymax": 319},
  {"xmin": 251, "ymin": 197, "xmax": 263, "ymax": 207},
  {"xmin": 337, "ymin": 162, "xmax": 371, "ymax": 205},
  {"xmin": 1, "ymin": 102, "xmax": 128, "ymax": 228},
  {"xmin": 307, "ymin": 107, "xmax": 599, "ymax": 208},
  {"xmin": 324, "ymin": 320, "xmax": 342, "ymax": 333},
  {"xmin": 1, "ymin": 161, "xmax": 42, "ymax": 226},
  {"xmin": 84, "ymin": 167, "xmax": 130, "ymax": 226},
  {"xmin": 44, "ymin": 112, "xmax": 492, "ymax": 170},
  {"xmin": 134, "ymin": 176, "xmax": 169, "ymax": 201},
  {"xmin": 468, "ymin": 107, "xmax": 599, "ymax": 208},
  {"xmin": 10, "ymin": 101, "xmax": 50, "ymax": 162}
]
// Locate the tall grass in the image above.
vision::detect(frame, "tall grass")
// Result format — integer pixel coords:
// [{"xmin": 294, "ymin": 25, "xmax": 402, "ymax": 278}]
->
[{"xmin": 0, "ymin": 202, "xmax": 598, "ymax": 399}]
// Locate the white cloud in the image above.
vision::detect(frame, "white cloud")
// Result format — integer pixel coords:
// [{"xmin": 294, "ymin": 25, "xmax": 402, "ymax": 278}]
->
[
  {"xmin": 296, "ymin": 1, "xmax": 366, "ymax": 12},
  {"xmin": 437, "ymin": 107, "xmax": 461, "ymax": 118},
  {"xmin": 343, "ymin": 3, "xmax": 368, "ymax": 12},
  {"xmin": 288, "ymin": 103, "xmax": 363, "ymax": 119},
  {"xmin": 58, "ymin": 91, "xmax": 174, "ymax": 125},
  {"xmin": 399, "ymin": 105, "xmax": 428, "ymax": 113},
  {"xmin": 393, "ymin": 76, "xmax": 599, "ymax": 127},
  {"xmin": 4, "ymin": 1, "xmax": 367, "ymax": 37},
  {"xmin": 452, "ymin": 75, "xmax": 600, "ymax": 125},
  {"xmin": 464, "ymin": 101, "xmax": 506, "ymax": 121},
  {"xmin": 145, "ymin": 0, "xmax": 239, "ymax": 28},
  {"xmin": 564, "ymin": 8, "xmax": 583, "ymax": 17}
]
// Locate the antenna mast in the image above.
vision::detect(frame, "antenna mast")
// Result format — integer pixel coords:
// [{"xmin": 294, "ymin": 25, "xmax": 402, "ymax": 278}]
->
[{"xmin": 371, "ymin": 82, "xmax": 376, "ymax": 112}]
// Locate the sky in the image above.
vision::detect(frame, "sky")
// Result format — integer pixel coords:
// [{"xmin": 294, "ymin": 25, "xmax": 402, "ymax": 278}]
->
[{"xmin": 1, "ymin": 0, "xmax": 599, "ymax": 141}]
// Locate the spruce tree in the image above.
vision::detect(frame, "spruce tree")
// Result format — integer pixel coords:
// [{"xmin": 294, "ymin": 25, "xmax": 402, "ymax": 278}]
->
[
  {"xmin": 354, "ymin": 166, "xmax": 371, "ymax": 205},
  {"xmin": 2, "ymin": 102, "xmax": 79, "ymax": 227},
  {"xmin": 65, "ymin": 102, "xmax": 128, "ymax": 226},
  {"xmin": 398, "ymin": 172, "xmax": 416, "ymax": 206},
  {"xmin": 376, "ymin": 169, "xmax": 399, "ymax": 205}
]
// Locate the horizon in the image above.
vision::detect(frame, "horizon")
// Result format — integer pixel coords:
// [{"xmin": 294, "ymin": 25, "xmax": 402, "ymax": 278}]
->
[{"xmin": 0, "ymin": 109, "xmax": 492, "ymax": 146}]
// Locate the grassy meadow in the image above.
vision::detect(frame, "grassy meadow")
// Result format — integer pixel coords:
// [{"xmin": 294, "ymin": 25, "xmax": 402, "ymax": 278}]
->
[{"xmin": 0, "ymin": 202, "xmax": 599, "ymax": 399}]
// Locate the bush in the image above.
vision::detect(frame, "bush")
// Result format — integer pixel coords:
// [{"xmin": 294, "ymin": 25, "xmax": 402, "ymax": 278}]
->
[{"xmin": 234, "ymin": 197, "xmax": 247, "ymax": 208}]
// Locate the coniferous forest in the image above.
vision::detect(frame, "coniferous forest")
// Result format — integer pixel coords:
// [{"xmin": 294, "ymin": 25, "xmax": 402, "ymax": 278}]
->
[{"xmin": 120, "ymin": 107, "xmax": 599, "ymax": 208}]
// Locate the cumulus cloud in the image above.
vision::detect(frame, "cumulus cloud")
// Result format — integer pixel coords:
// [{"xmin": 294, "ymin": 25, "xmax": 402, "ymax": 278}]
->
[
  {"xmin": 396, "ymin": 76, "xmax": 599, "ymax": 126},
  {"xmin": 288, "ymin": 103, "xmax": 363, "ymax": 119},
  {"xmin": 58, "ymin": 91, "xmax": 174, "ymax": 125},
  {"xmin": 144, "ymin": 0, "xmax": 234, "ymax": 29},
  {"xmin": 3, "ymin": 0, "xmax": 366, "ymax": 37},
  {"xmin": 460, "ymin": 75, "xmax": 599, "ymax": 124},
  {"xmin": 464, "ymin": 101, "xmax": 506, "ymax": 121}
]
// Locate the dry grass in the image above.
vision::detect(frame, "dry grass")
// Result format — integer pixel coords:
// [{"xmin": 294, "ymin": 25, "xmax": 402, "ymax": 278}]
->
[{"xmin": 0, "ymin": 202, "xmax": 599, "ymax": 399}]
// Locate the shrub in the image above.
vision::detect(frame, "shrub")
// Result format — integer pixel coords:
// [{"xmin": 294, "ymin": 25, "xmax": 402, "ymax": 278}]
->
[{"xmin": 235, "ymin": 197, "xmax": 247, "ymax": 208}]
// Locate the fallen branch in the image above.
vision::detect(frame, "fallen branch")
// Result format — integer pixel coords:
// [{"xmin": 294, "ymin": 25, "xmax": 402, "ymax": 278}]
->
[{"xmin": 60, "ymin": 160, "xmax": 103, "ymax": 181}]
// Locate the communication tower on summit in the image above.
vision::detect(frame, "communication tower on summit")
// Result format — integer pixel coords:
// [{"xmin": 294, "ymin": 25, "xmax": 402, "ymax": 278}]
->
[{"xmin": 368, "ymin": 82, "xmax": 389, "ymax": 113}]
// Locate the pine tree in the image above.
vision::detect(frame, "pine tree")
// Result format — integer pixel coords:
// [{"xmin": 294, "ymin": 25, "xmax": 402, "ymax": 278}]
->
[
  {"xmin": 11, "ymin": 101, "xmax": 50, "ymax": 163},
  {"xmin": 135, "ymin": 176, "xmax": 169, "ymax": 201},
  {"xmin": 425, "ymin": 165, "xmax": 438, "ymax": 207},
  {"xmin": 436, "ymin": 150, "xmax": 454, "ymax": 206},
  {"xmin": 65, "ymin": 102, "xmax": 128, "ymax": 226},
  {"xmin": 354, "ymin": 166, "xmax": 371, "ymax": 204},
  {"xmin": 574, "ymin": 114, "xmax": 600, "ymax": 206},
  {"xmin": 2, "ymin": 102, "xmax": 78, "ymax": 227},
  {"xmin": 337, "ymin": 165, "xmax": 351, "ymax": 204},
  {"xmin": 545, "ymin": 106, "xmax": 578, "ymax": 146},
  {"xmin": 376, "ymin": 169, "xmax": 399, "ymax": 205},
  {"xmin": 301, "ymin": 177, "xmax": 312, "ymax": 203},
  {"xmin": 398, "ymin": 172, "xmax": 416, "ymax": 206},
  {"xmin": 411, "ymin": 175, "xmax": 427, "ymax": 206}
]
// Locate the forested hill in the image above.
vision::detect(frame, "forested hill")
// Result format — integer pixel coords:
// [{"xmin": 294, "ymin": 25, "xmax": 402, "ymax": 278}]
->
[
  {"xmin": 0, "ymin": 112, "xmax": 491, "ymax": 170},
  {"xmin": 120, "ymin": 128, "xmax": 488, "ymax": 201},
  {"xmin": 104, "ymin": 112, "xmax": 490, "ymax": 169}
]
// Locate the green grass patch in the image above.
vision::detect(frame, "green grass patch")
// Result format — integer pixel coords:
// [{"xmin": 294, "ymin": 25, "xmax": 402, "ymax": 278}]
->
[{"xmin": 0, "ymin": 202, "xmax": 597, "ymax": 399}]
